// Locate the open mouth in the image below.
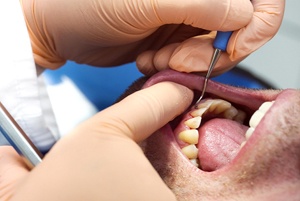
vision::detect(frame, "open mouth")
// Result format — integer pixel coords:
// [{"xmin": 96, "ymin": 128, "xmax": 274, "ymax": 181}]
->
[{"xmin": 141, "ymin": 69, "xmax": 281, "ymax": 172}]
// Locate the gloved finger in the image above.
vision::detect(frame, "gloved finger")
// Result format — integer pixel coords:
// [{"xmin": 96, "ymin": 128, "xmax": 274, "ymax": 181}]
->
[
  {"xmin": 89, "ymin": 82, "xmax": 194, "ymax": 142},
  {"xmin": 137, "ymin": 50, "xmax": 160, "ymax": 76},
  {"xmin": 80, "ymin": 0, "xmax": 253, "ymax": 37},
  {"xmin": 0, "ymin": 146, "xmax": 29, "ymax": 200},
  {"xmin": 141, "ymin": 0, "xmax": 253, "ymax": 31},
  {"xmin": 137, "ymin": 43, "xmax": 180, "ymax": 76},
  {"xmin": 227, "ymin": 0, "xmax": 285, "ymax": 61},
  {"xmin": 137, "ymin": 33, "xmax": 244, "ymax": 74},
  {"xmin": 168, "ymin": 33, "xmax": 245, "ymax": 73}
]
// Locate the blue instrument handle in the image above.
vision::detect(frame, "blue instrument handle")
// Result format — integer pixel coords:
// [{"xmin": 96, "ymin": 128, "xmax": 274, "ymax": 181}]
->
[{"xmin": 213, "ymin": 31, "xmax": 233, "ymax": 51}]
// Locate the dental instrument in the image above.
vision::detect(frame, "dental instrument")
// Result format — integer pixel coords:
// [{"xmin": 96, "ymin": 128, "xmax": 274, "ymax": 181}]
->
[
  {"xmin": 0, "ymin": 102, "xmax": 43, "ymax": 169},
  {"xmin": 195, "ymin": 31, "xmax": 233, "ymax": 107}
]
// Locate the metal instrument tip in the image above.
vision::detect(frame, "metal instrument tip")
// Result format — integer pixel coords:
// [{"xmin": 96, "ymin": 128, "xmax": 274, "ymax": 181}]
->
[{"xmin": 194, "ymin": 48, "xmax": 222, "ymax": 108}]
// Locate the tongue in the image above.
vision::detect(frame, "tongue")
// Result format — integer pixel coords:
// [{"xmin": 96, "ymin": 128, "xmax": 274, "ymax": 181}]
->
[{"xmin": 198, "ymin": 118, "xmax": 248, "ymax": 171}]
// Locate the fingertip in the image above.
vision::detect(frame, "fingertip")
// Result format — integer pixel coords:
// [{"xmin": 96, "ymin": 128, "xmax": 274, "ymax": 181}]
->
[
  {"xmin": 153, "ymin": 43, "xmax": 179, "ymax": 71},
  {"xmin": 129, "ymin": 82, "xmax": 194, "ymax": 142},
  {"xmin": 99, "ymin": 82, "xmax": 194, "ymax": 142},
  {"xmin": 168, "ymin": 35, "xmax": 215, "ymax": 73},
  {"xmin": 167, "ymin": 34, "xmax": 240, "ymax": 74},
  {"xmin": 136, "ymin": 51, "xmax": 158, "ymax": 76}
]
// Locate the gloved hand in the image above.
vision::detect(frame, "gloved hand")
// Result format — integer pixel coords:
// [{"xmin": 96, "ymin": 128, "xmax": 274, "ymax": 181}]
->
[
  {"xmin": 0, "ymin": 82, "xmax": 193, "ymax": 200},
  {"xmin": 21, "ymin": 0, "xmax": 255, "ymax": 73},
  {"xmin": 137, "ymin": 0, "xmax": 285, "ymax": 75}
]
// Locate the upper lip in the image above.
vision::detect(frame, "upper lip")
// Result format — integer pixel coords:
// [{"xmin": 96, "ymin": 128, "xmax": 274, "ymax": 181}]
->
[{"xmin": 143, "ymin": 69, "xmax": 280, "ymax": 110}]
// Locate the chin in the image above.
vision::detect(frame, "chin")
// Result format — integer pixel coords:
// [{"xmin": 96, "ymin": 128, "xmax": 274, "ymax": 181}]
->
[{"xmin": 124, "ymin": 69, "xmax": 300, "ymax": 201}]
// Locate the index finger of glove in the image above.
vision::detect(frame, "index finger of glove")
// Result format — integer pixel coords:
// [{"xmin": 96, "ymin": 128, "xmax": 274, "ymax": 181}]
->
[{"xmin": 150, "ymin": 0, "xmax": 253, "ymax": 31}]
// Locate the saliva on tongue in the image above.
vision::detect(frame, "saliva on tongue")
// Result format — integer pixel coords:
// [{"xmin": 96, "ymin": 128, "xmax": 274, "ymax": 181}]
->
[{"xmin": 198, "ymin": 118, "xmax": 248, "ymax": 171}]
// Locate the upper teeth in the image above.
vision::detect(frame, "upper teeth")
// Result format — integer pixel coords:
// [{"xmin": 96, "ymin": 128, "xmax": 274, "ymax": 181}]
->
[
  {"xmin": 184, "ymin": 116, "xmax": 202, "ymax": 129},
  {"xmin": 176, "ymin": 98, "xmax": 275, "ymax": 168},
  {"xmin": 178, "ymin": 129, "xmax": 199, "ymax": 144},
  {"xmin": 243, "ymin": 101, "xmax": 274, "ymax": 142}
]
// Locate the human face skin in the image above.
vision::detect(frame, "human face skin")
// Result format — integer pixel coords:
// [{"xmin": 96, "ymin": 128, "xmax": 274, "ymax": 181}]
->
[{"xmin": 123, "ymin": 69, "xmax": 300, "ymax": 201}]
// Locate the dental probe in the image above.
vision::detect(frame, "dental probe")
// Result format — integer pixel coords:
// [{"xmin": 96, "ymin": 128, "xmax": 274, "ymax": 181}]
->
[
  {"xmin": 0, "ymin": 102, "xmax": 43, "ymax": 169},
  {"xmin": 195, "ymin": 31, "xmax": 233, "ymax": 107}
]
